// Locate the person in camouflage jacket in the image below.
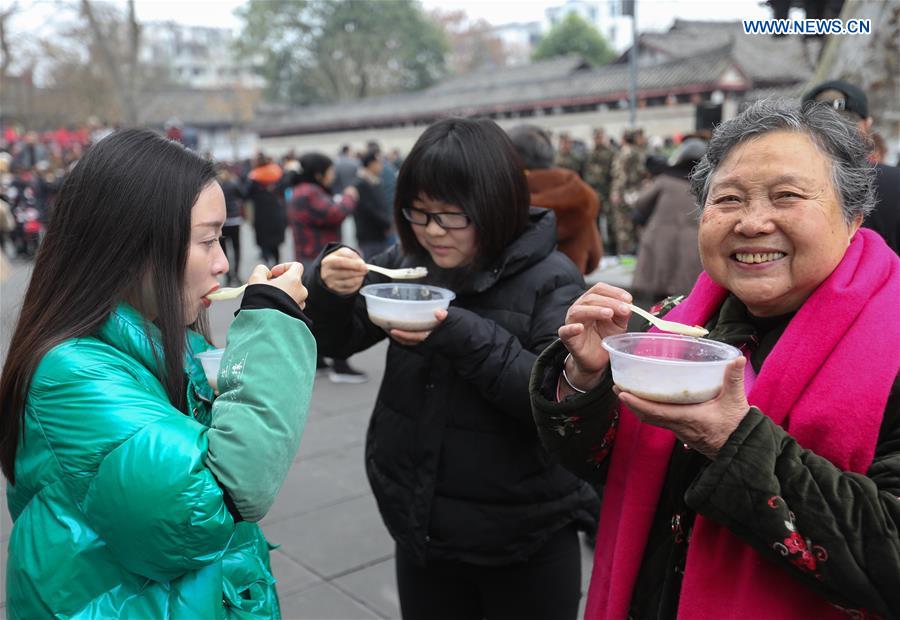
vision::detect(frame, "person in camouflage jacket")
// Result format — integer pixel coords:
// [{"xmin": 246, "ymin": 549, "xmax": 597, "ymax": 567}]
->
[
  {"xmin": 554, "ymin": 132, "xmax": 585, "ymax": 178},
  {"xmin": 584, "ymin": 128, "xmax": 616, "ymax": 246},
  {"xmin": 609, "ymin": 130, "xmax": 647, "ymax": 255},
  {"xmin": 583, "ymin": 128, "xmax": 616, "ymax": 208}
]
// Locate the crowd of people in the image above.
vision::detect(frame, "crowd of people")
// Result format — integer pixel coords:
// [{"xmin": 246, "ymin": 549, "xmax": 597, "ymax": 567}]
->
[{"xmin": 0, "ymin": 78, "xmax": 898, "ymax": 620}]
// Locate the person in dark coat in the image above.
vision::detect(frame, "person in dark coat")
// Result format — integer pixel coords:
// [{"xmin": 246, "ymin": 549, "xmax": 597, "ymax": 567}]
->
[
  {"xmin": 508, "ymin": 124, "xmax": 602, "ymax": 275},
  {"xmin": 630, "ymin": 138, "xmax": 707, "ymax": 306},
  {"xmin": 530, "ymin": 100, "xmax": 899, "ymax": 619},
  {"xmin": 353, "ymin": 150, "xmax": 394, "ymax": 259},
  {"xmin": 870, "ymin": 161, "xmax": 900, "ymax": 252},
  {"xmin": 290, "ymin": 152, "xmax": 367, "ymax": 383},
  {"xmin": 366, "ymin": 141, "xmax": 398, "ymax": 211},
  {"xmin": 303, "ymin": 118, "xmax": 598, "ymax": 620},
  {"xmin": 331, "ymin": 145, "xmax": 359, "ymax": 195},
  {"xmin": 217, "ymin": 164, "xmax": 245, "ymax": 286},
  {"xmin": 245, "ymin": 157, "xmax": 286, "ymax": 265},
  {"xmin": 289, "ymin": 152, "xmax": 358, "ymax": 264},
  {"xmin": 804, "ymin": 80, "xmax": 899, "ymax": 253}
]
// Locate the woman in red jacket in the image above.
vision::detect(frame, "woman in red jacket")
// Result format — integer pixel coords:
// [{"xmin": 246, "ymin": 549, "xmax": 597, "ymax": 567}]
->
[{"xmin": 290, "ymin": 152, "xmax": 367, "ymax": 383}]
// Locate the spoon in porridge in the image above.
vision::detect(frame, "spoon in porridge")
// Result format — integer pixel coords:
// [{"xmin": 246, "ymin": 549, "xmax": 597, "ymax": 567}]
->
[
  {"xmin": 207, "ymin": 264, "xmax": 429, "ymax": 302},
  {"xmin": 366, "ymin": 264, "xmax": 428, "ymax": 279},
  {"xmin": 626, "ymin": 303, "xmax": 709, "ymax": 338},
  {"xmin": 206, "ymin": 284, "xmax": 248, "ymax": 301}
]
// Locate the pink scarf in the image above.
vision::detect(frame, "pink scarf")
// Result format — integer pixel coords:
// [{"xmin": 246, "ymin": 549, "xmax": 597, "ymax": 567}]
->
[{"xmin": 586, "ymin": 229, "xmax": 900, "ymax": 619}]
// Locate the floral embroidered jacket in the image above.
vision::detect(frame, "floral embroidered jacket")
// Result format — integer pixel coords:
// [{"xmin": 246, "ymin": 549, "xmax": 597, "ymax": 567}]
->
[{"xmin": 530, "ymin": 295, "xmax": 900, "ymax": 619}]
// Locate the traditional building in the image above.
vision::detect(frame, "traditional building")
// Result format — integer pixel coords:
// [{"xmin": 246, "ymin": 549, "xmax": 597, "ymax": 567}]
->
[{"xmin": 255, "ymin": 20, "xmax": 813, "ymax": 156}]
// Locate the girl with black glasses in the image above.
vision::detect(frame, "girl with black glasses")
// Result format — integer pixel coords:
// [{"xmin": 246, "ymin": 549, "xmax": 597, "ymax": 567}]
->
[{"xmin": 302, "ymin": 117, "xmax": 598, "ymax": 620}]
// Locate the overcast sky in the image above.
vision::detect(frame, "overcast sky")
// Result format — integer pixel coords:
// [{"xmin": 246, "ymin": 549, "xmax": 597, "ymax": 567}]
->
[
  {"xmin": 11, "ymin": 0, "xmax": 775, "ymax": 35},
  {"xmin": 417, "ymin": 0, "xmax": 773, "ymax": 32}
]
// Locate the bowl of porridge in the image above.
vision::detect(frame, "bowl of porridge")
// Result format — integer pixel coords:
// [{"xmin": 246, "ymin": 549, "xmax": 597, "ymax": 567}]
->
[
  {"xmin": 195, "ymin": 348, "xmax": 225, "ymax": 391},
  {"xmin": 360, "ymin": 283, "xmax": 455, "ymax": 331},
  {"xmin": 601, "ymin": 333, "xmax": 740, "ymax": 404}
]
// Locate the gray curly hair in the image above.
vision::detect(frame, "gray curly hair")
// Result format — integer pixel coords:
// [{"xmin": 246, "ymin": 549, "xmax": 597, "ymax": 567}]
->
[{"xmin": 690, "ymin": 99, "xmax": 876, "ymax": 223}]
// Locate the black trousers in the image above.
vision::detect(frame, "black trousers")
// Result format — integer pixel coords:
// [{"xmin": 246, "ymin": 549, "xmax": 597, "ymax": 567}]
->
[
  {"xmin": 395, "ymin": 525, "xmax": 582, "ymax": 620},
  {"xmin": 300, "ymin": 257, "xmax": 349, "ymax": 370},
  {"xmin": 259, "ymin": 244, "xmax": 280, "ymax": 266}
]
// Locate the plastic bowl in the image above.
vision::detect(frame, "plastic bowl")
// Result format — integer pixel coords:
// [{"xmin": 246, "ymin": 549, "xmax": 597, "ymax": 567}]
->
[
  {"xmin": 195, "ymin": 348, "xmax": 225, "ymax": 391},
  {"xmin": 360, "ymin": 283, "xmax": 456, "ymax": 331},
  {"xmin": 601, "ymin": 333, "xmax": 740, "ymax": 404}
]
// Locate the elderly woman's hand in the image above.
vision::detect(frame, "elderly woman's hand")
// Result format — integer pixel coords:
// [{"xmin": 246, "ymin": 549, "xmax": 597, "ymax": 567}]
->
[
  {"xmin": 617, "ymin": 357, "xmax": 752, "ymax": 459},
  {"xmin": 559, "ymin": 282, "xmax": 632, "ymax": 392}
]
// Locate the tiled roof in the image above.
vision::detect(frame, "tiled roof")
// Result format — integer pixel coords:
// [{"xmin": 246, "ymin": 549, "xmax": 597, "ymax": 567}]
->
[
  {"xmin": 257, "ymin": 46, "xmax": 750, "ymax": 135},
  {"xmin": 740, "ymin": 83, "xmax": 807, "ymax": 104},
  {"xmin": 256, "ymin": 20, "xmax": 814, "ymax": 136},
  {"xmin": 634, "ymin": 19, "xmax": 813, "ymax": 84},
  {"xmin": 427, "ymin": 54, "xmax": 592, "ymax": 94}
]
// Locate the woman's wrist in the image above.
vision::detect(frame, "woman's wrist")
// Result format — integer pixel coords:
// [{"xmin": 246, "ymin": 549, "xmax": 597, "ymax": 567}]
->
[
  {"xmin": 240, "ymin": 285, "xmax": 312, "ymax": 327},
  {"xmin": 560, "ymin": 353, "xmax": 607, "ymax": 396}
]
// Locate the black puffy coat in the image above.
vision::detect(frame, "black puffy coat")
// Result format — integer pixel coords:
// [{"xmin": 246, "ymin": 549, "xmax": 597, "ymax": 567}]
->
[
  {"xmin": 304, "ymin": 208, "xmax": 599, "ymax": 566},
  {"xmin": 246, "ymin": 180, "xmax": 286, "ymax": 250},
  {"xmin": 352, "ymin": 177, "xmax": 392, "ymax": 243}
]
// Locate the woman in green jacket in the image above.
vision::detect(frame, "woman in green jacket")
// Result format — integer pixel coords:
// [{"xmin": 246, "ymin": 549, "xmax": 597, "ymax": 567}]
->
[{"xmin": 0, "ymin": 129, "xmax": 317, "ymax": 618}]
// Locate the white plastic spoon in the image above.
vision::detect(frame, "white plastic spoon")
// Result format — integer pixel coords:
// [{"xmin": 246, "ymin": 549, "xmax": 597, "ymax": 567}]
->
[
  {"xmin": 366, "ymin": 264, "xmax": 428, "ymax": 279},
  {"xmin": 206, "ymin": 284, "xmax": 248, "ymax": 301},
  {"xmin": 626, "ymin": 303, "xmax": 709, "ymax": 338}
]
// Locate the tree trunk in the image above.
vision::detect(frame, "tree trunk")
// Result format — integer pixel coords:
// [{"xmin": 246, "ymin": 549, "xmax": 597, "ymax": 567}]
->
[
  {"xmin": 80, "ymin": 0, "xmax": 140, "ymax": 125},
  {"xmin": 125, "ymin": 0, "xmax": 141, "ymax": 125},
  {"xmin": 810, "ymin": 0, "xmax": 900, "ymax": 133},
  {"xmin": 0, "ymin": 3, "xmax": 17, "ymax": 82}
]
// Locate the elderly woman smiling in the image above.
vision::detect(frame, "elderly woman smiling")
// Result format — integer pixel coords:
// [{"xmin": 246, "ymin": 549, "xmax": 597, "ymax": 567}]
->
[{"xmin": 530, "ymin": 99, "xmax": 899, "ymax": 619}]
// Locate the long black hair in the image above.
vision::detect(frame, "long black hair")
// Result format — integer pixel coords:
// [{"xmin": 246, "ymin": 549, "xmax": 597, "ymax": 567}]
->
[
  {"xmin": 394, "ymin": 117, "xmax": 530, "ymax": 269},
  {"xmin": 0, "ymin": 129, "xmax": 216, "ymax": 483}
]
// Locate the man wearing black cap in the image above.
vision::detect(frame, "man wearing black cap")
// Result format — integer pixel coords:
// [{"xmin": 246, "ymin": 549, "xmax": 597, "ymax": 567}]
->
[{"xmin": 803, "ymin": 79, "xmax": 899, "ymax": 253}]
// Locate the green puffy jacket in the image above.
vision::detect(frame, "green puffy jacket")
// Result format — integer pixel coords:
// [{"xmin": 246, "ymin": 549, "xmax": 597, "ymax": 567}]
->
[{"xmin": 5, "ymin": 302, "xmax": 316, "ymax": 618}]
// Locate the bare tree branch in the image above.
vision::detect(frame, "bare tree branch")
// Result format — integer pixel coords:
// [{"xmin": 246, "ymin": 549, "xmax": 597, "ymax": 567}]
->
[
  {"xmin": 80, "ymin": 0, "xmax": 138, "ymax": 124},
  {"xmin": 0, "ymin": 1, "xmax": 19, "ymax": 81},
  {"xmin": 125, "ymin": 0, "xmax": 140, "ymax": 124}
]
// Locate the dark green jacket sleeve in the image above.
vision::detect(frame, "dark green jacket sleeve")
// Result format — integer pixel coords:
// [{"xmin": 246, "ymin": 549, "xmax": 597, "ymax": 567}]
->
[
  {"xmin": 685, "ymin": 401, "xmax": 900, "ymax": 617},
  {"xmin": 530, "ymin": 339, "xmax": 620, "ymax": 489}
]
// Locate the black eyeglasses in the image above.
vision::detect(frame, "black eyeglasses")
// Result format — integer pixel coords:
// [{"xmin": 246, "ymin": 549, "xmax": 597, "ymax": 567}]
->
[{"xmin": 401, "ymin": 206, "xmax": 472, "ymax": 230}]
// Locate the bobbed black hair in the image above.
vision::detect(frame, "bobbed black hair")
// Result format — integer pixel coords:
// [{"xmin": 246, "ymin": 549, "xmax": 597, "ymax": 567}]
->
[{"xmin": 394, "ymin": 117, "xmax": 530, "ymax": 268}]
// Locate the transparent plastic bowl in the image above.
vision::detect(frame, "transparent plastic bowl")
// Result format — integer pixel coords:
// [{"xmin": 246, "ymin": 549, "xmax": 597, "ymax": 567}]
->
[
  {"xmin": 601, "ymin": 333, "xmax": 740, "ymax": 404},
  {"xmin": 360, "ymin": 283, "xmax": 456, "ymax": 331},
  {"xmin": 195, "ymin": 348, "xmax": 225, "ymax": 391}
]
